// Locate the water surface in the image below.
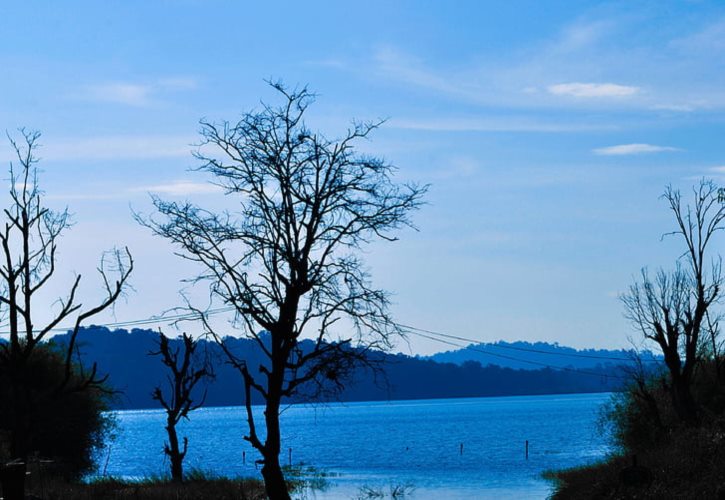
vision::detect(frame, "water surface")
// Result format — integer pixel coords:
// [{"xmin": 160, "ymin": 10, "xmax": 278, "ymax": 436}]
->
[{"xmin": 99, "ymin": 392, "xmax": 613, "ymax": 498}]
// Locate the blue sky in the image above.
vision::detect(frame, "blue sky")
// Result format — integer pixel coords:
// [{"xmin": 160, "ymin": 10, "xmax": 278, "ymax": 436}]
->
[{"xmin": 1, "ymin": 0, "xmax": 724, "ymax": 354}]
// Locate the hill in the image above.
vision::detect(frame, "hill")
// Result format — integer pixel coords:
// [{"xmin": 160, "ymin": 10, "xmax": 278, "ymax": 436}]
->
[
  {"xmin": 428, "ymin": 340, "xmax": 660, "ymax": 370},
  {"xmin": 51, "ymin": 327, "xmax": 635, "ymax": 409}
]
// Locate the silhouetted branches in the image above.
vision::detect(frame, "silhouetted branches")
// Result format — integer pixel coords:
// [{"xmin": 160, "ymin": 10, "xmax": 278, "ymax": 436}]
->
[
  {"xmin": 0, "ymin": 129, "xmax": 134, "ymax": 460},
  {"xmin": 140, "ymin": 82, "xmax": 427, "ymax": 499},
  {"xmin": 150, "ymin": 331, "xmax": 212, "ymax": 481},
  {"xmin": 622, "ymin": 179, "xmax": 724, "ymax": 423}
]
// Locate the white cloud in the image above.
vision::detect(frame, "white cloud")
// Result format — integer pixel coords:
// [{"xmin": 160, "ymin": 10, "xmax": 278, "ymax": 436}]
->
[
  {"xmin": 547, "ymin": 82, "xmax": 639, "ymax": 98},
  {"xmin": 593, "ymin": 143, "xmax": 681, "ymax": 156},
  {"xmin": 131, "ymin": 181, "xmax": 222, "ymax": 196},
  {"xmin": 389, "ymin": 117, "xmax": 616, "ymax": 133},
  {"xmin": 709, "ymin": 166, "xmax": 725, "ymax": 173},
  {"xmin": 84, "ymin": 83, "xmax": 154, "ymax": 106},
  {"xmin": 650, "ymin": 103, "xmax": 697, "ymax": 112},
  {"xmin": 80, "ymin": 77, "xmax": 198, "ymax": 107}
]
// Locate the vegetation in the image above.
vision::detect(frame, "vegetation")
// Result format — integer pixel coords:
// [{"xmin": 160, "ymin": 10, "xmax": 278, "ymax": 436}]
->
[
  {"xmin": 15, "ymin": 474, "xmax": 267, "ymax": 500},
  {"xmin": 550, "ymin": 180, "xmax": 725, "ymax": 498},
  {"xmin": 0, "ymin": 342, "xmax": 114, "ymax": 480},
  {"xmin": 356, "ymin": 483, "xmax": 416, "ymax": 499},
  {"xmin": 549, "ymin": 359, "xmax": 725, "ymax": 498},
  {"xmin": 0, "ymin": 130, "xmax": 132, "ymax": 498},
  {"xmin": 49, "ymin": 326, "xmax": 628, "ymax": 409}
]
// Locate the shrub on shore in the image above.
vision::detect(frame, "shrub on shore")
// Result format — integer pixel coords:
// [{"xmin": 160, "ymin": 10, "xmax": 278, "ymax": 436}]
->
[{"xmin": 549, "ymin": 358, "xmax": 725, "ymax": 498}]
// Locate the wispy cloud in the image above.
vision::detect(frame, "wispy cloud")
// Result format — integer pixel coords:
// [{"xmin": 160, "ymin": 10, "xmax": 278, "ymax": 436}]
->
[
  {"xmin": 84, "ymin": 83, "xmax": 153, "ymax": 106},
  {"xmin": 593, "ymin": 143, "xmax": 681, "ymax": 156},
  {"xmin": 0, "ymin": 135, "xmax": 195, "ymax": 163},
  {"xmin": 389, "ymin": 117, "xmax": 616, "ymax": 133},
  {"xmin": 547, "ymin": 82, "xmax": 639, "ymax": 98},
  {"xmin": 80, "ymin": 77, "xmax": 198, "ymax": 107},
  {"xmin": 131, "ymin": 181, "xmax": 222, "ymax": 196},
  {"xmin": 44, "ymin": 135, "xmax": 195, "ymax": 161},
  {"xmin": 650, "ymin": 103, "xmax": 697, "ymax": 112},
  {"xmin": 373, "ymin": 47, "xmax": 467, "ymax": 100},
  {"xmin": 670, "ymin": 19, "xmax": 725, "ymax": 53},
  {"xmin": 709, "ymin": 166, "xmax": 725, "ymax": 173}
]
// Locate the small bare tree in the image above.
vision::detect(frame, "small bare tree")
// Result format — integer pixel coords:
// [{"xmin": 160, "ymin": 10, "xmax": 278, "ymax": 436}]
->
[
  {"xmin": 622, "ymin": 180, "xmax": 723, "ymax": 423},
  {"xmin": 150, "ymin": 331, "xmax": 211, "ymax": 482},
  {"xmin": 0, "ymin": 130, "xmax": 133, "ymax": 460},
  {"xmin": 140, "ymin": 82, "xmax": 427, "ymax": 499}
]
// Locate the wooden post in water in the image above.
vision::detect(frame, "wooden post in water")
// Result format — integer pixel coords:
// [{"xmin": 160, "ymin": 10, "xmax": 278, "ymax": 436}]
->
[
  {"xmin": 242, "ymin": 451, "xmax": 246, "ymax": 465},
  {"xmin": 288, "ymin": 447, "xmax": 292, "ymax": 467},
  {"xmin": 460, "ymin": 443, "xmax": 464, "ymax": 455},
  {"xmin": 525, "ymin": 440, "xmax": 529, "ymax": 460}
]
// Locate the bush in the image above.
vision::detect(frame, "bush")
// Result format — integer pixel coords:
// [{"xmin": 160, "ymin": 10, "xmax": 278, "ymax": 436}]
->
[
  {"xmin": 0, "ymin": 342, "xmax": 114, "ymax": 479},
  {"xmin": 550, "ymin": 357, "xmax": 725, "ymax": 498}
]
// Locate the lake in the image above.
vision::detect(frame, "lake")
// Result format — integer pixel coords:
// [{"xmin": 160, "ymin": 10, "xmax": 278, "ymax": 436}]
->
[{"xmin": 98, "ymin": 392, "xmax": 614, "ymax": 499}]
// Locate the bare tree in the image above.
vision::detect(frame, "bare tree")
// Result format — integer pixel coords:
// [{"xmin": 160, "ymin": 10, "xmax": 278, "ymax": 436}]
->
[
  {"xmin": 139, "ymin": 83, "xmax": 427, "ymax": 499},
  {"xmin": 150, "ymin": 331, "xmax": 211, "ymax": 482},
  {"xmin": 0, "ymin": 130, "xmax": 134, "ymax": 460},
  {"xmin": 622, "ymin": 180, "xmax": 723, "ymax": 423}
]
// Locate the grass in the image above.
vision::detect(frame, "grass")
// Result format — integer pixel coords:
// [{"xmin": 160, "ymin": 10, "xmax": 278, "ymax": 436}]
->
[
  {"xmin": 546, "ymin": 423, "xmax": 725, "ymax": 499},
  {"xmin": 285, "ymin": 462, "xmax": 338, "ymax": 489},
  {"xmin": 356, "ymin": 483, "xmax": 416, "ymax": 499},
  {"xmin": 18, "ymin": 475, "xmax": 267, "ymax": 500},
  {"xmin": 3, "ymin": 458, "xmax": 342, "ymax": 500}
]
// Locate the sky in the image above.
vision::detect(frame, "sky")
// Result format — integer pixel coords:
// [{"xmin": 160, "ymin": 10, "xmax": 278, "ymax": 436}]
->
[{"xmin": 0, "ymin": 0, "xmax": 724, "ymax": 355}]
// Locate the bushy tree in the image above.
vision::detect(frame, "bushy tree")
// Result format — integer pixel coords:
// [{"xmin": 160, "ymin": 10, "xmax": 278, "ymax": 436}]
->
[
  {"xmin": 0, "ymin": 342, "xmax": 114, "ymax": 479},
  {"xmin": 0, "ymin": 130, "xmax": 132, "ymax": 481}
]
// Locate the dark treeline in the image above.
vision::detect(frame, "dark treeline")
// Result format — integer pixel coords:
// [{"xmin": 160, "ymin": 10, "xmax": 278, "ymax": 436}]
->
[{"xmin": 50, "ymin": 326, "xmax": 627, "ymax": 409}]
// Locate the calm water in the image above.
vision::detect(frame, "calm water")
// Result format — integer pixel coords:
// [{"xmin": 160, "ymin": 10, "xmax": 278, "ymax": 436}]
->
[{"xmin": 97, "ymin": 393, "xmax": 614, "ymax": 499}]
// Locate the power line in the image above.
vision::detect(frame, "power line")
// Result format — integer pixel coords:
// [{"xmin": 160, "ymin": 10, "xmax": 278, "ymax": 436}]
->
[
  {"xmin": 400, "ymin": 323, "xmax": 660, "ymax": 363},
  {"xmin": 0, "ymin": 306, "xmax": 653, "ymax": 380},
  {"xmin": 0, "ymin": 306, "xmax": 236, "ymax": 336},
  {"xmin": 405, "ymin": 328, "xmax": 630, "ymax": 380}
]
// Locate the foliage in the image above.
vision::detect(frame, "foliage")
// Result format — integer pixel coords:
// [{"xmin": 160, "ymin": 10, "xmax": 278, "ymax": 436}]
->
[
  {"xmin": 0, "ymin": 342, "xmax": 114, "ymax": 479},
  {"xmin": 550, "ymin": 357, "xmax": 725, "ymax": 497},
  {"xmin": 0, "ymin": 129, "xmax": 132, "ymax": 469},
  {"xmin": 621, "ymin": 180, "xmax": 724, "ymax": 423},
  {"xmin": 550, "ymin": 180, "xmax": 725, "ymax": 497}
]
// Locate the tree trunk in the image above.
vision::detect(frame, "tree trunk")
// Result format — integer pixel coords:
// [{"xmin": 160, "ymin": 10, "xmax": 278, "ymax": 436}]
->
[
  {"xmin": 165, "ymin": 419, "xmax": 184, "ymax": 482},
  {"xmin": 671, "ymin": 375, "xmax": 697, "ymax": 424},
  {"xmin": 261, "ymin": 455, "xmax": 289, "ymax": 500},
  {"xmin": 261, "ymin": 393, "xmax": 290, "ymax": 500},
  {"xmin": 9, "ymin": 373, "xmax": 30, "ymax": 461}
]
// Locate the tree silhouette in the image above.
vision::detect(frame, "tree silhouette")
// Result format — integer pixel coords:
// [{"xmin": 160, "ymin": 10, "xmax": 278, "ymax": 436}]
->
[
  {"xmin": 0, "ymin": 130, "xmax": 133, "ymax": 478},
  {"xmin": 622, "ymin": 180, "xmax": 723, "ymax": 423},
  {"xmin": 140, "ymin": 82, "xmax": 426, "ymax": 499},
  {"xmin": 150, "ymin": 331, "xmax": 211, "ymax": 482}
]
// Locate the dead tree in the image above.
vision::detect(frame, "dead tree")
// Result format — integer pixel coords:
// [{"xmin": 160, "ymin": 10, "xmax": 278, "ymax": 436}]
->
[
  {"xmin": 0, "ymin": 130, "xmax": 133, "ymax": 460},
  {"xmin": 139, "ymin": 82, "xmax": 427, "ymax": 499},
  {"xmin": 622, "ymin": 180, "xmax": 723, "ymax": 423},
  {"xmin": 150, "ymin": 331, "xmax": 211, "ymax": 482}
]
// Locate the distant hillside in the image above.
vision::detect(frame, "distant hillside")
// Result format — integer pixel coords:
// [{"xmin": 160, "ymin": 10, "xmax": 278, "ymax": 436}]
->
[
  {"xmin": 50, "ymin": 327, "xmax": 638, "ymax": 410},
  {"xmin": 428, "ymin": 340, "xmax": 660, "ymax": 370}
]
